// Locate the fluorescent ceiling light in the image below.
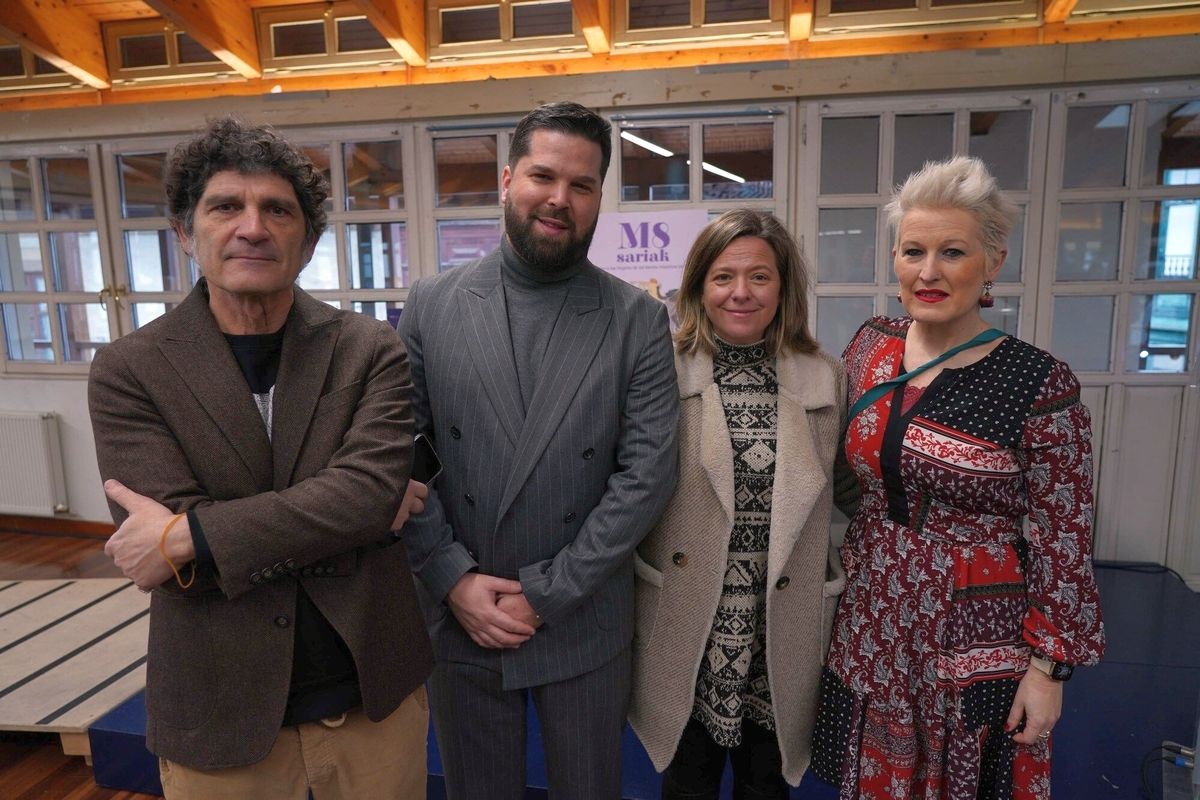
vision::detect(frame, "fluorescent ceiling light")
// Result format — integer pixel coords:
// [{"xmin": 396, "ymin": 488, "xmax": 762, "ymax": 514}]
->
[
  {"xmin": 702, "ymin": 161, "xmax": 744, "ymax": 183},
  {"xmin": 621, "ymin": 131, "xmax": 673, "ymax": 157}
]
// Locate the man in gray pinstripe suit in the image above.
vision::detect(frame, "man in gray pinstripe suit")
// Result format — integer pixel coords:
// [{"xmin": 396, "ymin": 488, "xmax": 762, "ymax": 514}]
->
[{"xmin": 399, "ymin": 102, "xmax": 679, "ymax": 799}]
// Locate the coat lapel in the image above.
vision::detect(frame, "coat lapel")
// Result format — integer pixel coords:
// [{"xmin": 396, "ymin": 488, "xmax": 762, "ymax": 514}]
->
[
  {"xmin": 457, "ymin": 253, "xmax": 524, "ymax": 447},
  {"xmin": 157, "ymin": 282, "xmax": 273, "ymax": 489},
  {"xmin": 497, "ymin": 268, "xmax": 612, "ymax": 521},
  {"xmin": 271, "ymin": 290, "xmax": 339, "ymax": 489},
  {"xmin": 678, "ymin": 352, "xmax": 735, "ymax": 529}
]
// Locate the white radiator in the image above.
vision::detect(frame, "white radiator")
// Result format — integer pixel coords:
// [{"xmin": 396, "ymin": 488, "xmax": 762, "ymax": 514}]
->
[{"xmin": 0, "ymin": 410, "xmax": 69, "ymax": 517}]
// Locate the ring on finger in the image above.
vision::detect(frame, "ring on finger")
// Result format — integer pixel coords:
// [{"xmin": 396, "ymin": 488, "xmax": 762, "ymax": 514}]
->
[{"xmin": 1037, "ymin": 731, "xmax": 1050, "ymax": 740}]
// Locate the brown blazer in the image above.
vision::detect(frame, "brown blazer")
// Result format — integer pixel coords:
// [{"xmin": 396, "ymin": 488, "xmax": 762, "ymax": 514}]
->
[
  {"xmin": 88, "ymin": 280, "xmax": 432, "ymax": 769},
  {"xmin": 628, "ymin": 347, "xmax": 846, "ymax": 786}
]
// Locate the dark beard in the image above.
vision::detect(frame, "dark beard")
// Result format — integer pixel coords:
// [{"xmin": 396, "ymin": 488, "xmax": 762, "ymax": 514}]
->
[{"xmin": 504, "ymin": 199, "xmax": 598, "ymax": 274}]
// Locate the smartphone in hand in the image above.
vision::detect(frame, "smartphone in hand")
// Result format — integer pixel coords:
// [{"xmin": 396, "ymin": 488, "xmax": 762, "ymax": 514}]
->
[{"xmin": 412, "ymin": 432, "xmax": 443, "ymax": 485}]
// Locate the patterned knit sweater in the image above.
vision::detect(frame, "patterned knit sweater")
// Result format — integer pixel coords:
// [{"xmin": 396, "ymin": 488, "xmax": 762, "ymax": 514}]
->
[{"xmin": 692, "ymin": 338, "xmax": 779, "ymax": 746}]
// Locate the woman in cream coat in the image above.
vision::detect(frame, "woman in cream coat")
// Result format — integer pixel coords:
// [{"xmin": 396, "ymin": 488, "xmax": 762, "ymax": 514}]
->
[{"xmin": 630, "ymin": 209, "xmax": 845, "ymax": 798}]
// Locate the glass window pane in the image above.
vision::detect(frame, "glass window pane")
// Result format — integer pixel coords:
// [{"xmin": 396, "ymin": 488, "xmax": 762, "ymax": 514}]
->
[
  {"xmin": 1063, "ymin": 104, "xmax": 1129, "ymax": 189},
  {"xmin": 886, "ymin": 294, "xmax": 904, "ymax": 319},
  {"xmin": 297, "ymin": 231, "xmax": 337, "ymax": 291},
  {"xmin": 352, "ymin": 300, "xmax": 404, "ymax": 324},
  {"xmin": 830, "ymin": 0, "xmax": 911, "ymax": 10},
  {"xmin": 344, "ymin": 141, "xmax": 404, "ymax": 211},
  {"xmin": 513, "ymin": 1, "xmax": 573, "ymax": 37},
  {"xmin": 132, "ymin": 301, "xmax": 178, "ymax": 329},
  {"xmin": 981, "ymin": 294, "xmax": 1021, "ymax": 336},
  {"xmin": 0, "ymin": 232, "xmax": 44, "ymax": 292},
  {"xmin": 0, "ymin": 46, "xmax": 22, "ymax": 78},
  {"xmin": 816, "ymin": 296, "xmax": 875, "ymax": 357},
  {"xmin": 50, "ymin": 231, "xmax": 103, "ymax": 292},
  {"xmin": 705, "ymin": 0, "xmax": 770, "ymax": 24},
  {"xmin": 119, "ymin": 34, "xmax": 167, "ymax": 69},
  {"xmin": 336, "ymin": 17, "xmax": 389, "ymax": 52},
  {"xmin": 2, "ymin": 302, "xmax": 53, "ymax": 361},
  {"xmin": 348, "ymin": 222, "xmax": 408, "ymax": 289},
  {"xmin": 620, "ymin": 127, "xmax": 690, "ymax": 202},
  {"xmin": 441, "ymin": 6, "xmax": 501, "ymax": 43},
  {"xmin": 33, "ymin": 56, "xmax": 64, "ymax": 75},
  {"xmin": 1143, "ymin": 100, "xmax": 1200, "ymax": 187},
  {"xmin": 125, "ymin": 229, "xmax": 186, "ymax": 292},
  {"xmin": 629, "ymin": 0, "xmax": 691, "ymax": 29},
  {"xmin": 1056, "ymin": 202, "xmax": 1122, "ymax": 281},
  {"xmin": 701, "ymin": 122, "xmax": 773, "ymax": 201},
  {"xmin": 58, "ymin": 302, "xmax": 109, "ymax": 363},
  {"xmin": 818, "ymin": 208, "xmax": 877, "ymax": 283},
  {"xmin": 0, "ymin": 159, "xmax": 34, "ymax": 221},
  {"xmin": 1051, "ymin": 295, "xmax": 1113, "ymax": 371},
  {"xmin": 996, "ymin": 205, "xmax": 1025, "ymax": 283},
  {"xmin": 821, "ymin": 117, "xmax": 878, "ymax": 195},
  {"xmin": 893, "ymin": 114, "xmax": 953, "ymax": 187},
  {"xmin": 437, "ymin": 219, "xmax": 501, "ymax": 271},
  {"xmin": 118, "ymin": 153, "xmax": 168, "ymax": 218},
  {"xmin": 1136, "ymin": 198, "xmax": 1198, "ymax": 280},
  {"xmin": 299, "ymin": 145, "xmax": 333, "ymax": 213},
  {"xmin": 968, "ymin": 110, "xmax": 1030, "ymax": 191},
  {"xmin": 1126, "ymin": 293, "xmax": 1192, "ymax": 373},
  {"xmin": 42, "ymin": 158, "xmax": 94, "ymax": 220},
  {"xmin": 435, "ymin": 136, "xmax": 498, "ymax": 207},
  {"xmin": 176, "ymin": 32, "xmax": 220, "ymax": 64},
  {"xmin": 273, "ymin": 21, "xmax": 326, "ymax": 57}
]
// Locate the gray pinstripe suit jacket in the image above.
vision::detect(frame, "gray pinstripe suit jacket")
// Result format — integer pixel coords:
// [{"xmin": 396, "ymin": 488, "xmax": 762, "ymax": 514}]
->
[{"xmin": 399, "ymin": 246, "xmax": 679, "ymax": 689}]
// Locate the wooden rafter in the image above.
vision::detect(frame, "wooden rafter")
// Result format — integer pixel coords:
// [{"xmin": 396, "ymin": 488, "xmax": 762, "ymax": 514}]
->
[
  {"xmin": 353, "ymin": 0, "xmax": 426, "ymax": 67},
  {"xmin": 0, "ymin": 0, "xmax": 109, "ymax": 89},
  {"xmin": 789, "ymin": 0, "xmax": 815, "ymax": 42},
  {"xmin": 572, "ymin": 0, "xmax": 612, "ymax": 55},
  {"xmin": 1043, "ymin": 0, "xmax": 1079, "ymax": 25},
  {"xmin": 143, "ymin": 0, "xmax": 261, "ymax": 79}
]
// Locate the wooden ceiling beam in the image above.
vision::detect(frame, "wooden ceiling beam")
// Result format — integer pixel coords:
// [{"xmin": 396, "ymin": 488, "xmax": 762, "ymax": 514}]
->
[
  {"xmin": 788, "ymin": 0, "xmax": 815, "ymax": 42},
  {"xmin": 1043, "ymin": 0, "xmax": 1078, "ymax": 25},
  {"xmin": 353, "ymin": 0, "xmax": 426, "ymax": 67},
  {"xmin": 143, "ymin": 0, "xmax": 261, "ymax": 78},
  {"xmin": 0, "ymin": 0, "xmax": 109, "ymax": 89},
  {"xmin": 572, "ymin": 0, "xmax": 612, "ymax": 54}
]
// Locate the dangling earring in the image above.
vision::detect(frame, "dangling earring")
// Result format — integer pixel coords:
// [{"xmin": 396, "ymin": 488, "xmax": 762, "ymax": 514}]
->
[
  {"xmin": 979, "ymin": 281, "xmax": 995, "ymax": 308},
  {"xmin": 896, "ymin": 292, "xmax": 903, "ymax": 303}
]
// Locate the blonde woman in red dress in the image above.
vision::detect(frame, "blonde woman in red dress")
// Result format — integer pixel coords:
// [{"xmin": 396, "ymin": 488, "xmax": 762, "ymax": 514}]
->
[{"xmin": 811, "ymin": 156, "xmax": 1105, "ymax": 800}]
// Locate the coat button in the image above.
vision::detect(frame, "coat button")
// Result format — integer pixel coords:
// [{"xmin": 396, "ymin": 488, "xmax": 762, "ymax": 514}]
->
[
  {"xmin": 582, "ymin": 448, "xmax": 594, "ymax": 460},
  {"xmin": 274, "ymin": 615, "xmax": 290, "ymax": 628},
  {"xmin": 672, "ymin": 552, "xmax": 687, "ymax": 567},
  {"xmin": 464, "ymin": 493, "xmax": 475, "ymax": 506},
  {"xmin": 250, "ymin": 571, "xmax": 262, "ymax": 584},
  {"xmin": 450, "ymin": 426, "xmax": 461, "ymax": 439},
  {"xmin": 775, "ymin": 576, "xmax": 790, "ymax": 590},
  {"xmin": 563, "ymin": 512, "xmax": 576, "ymax": 523}
]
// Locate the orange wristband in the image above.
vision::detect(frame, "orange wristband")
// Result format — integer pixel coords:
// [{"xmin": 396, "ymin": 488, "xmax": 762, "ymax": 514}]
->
[{"xmin": 158, "ymin": 513, "xmax": 195, "ymax": 590}]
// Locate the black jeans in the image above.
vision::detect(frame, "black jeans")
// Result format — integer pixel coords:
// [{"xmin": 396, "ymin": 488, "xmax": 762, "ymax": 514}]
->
[{"xmin": 661, "ymin": 717, "xmax": 789, "ymax": 800}]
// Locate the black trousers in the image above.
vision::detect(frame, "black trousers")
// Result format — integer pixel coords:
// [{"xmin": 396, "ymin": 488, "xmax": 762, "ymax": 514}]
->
[{"xmin": 661, "ymin": 717, "xmax": 789, "ymax": 800}]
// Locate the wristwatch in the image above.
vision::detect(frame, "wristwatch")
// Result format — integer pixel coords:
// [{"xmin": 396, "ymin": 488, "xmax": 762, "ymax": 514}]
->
[{"xmin": 1029, "ymin": 653, "xmax": 1074, "ymax": 681}]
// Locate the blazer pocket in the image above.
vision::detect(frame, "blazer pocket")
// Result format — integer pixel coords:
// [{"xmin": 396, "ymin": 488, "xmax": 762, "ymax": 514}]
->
[
  {"xmin": 312, "ymin": 381, "xmax": 363, "ymax": 419},
  {"xmin": 147, "ymin": 593, "xmax": 217, "ymax": 731},
  {"xmin": 633, "ymin": 551, "xmax": 664, "ymax": 647}
]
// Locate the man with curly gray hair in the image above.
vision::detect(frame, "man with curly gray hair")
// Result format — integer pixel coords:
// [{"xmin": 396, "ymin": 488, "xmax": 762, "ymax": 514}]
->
[{"xmin": 89, "ymin": 116, "xmax": 433, "ymax": 798}]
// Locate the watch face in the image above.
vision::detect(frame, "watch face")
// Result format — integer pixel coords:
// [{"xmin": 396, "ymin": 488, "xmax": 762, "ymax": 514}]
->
[{"xmin": 1050, "ymin": 661, "xmax": 1074, "ymax": 681}]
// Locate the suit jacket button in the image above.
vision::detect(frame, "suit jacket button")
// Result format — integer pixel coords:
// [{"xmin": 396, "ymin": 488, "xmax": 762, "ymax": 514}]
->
[
  {"xmin": 464, "ymin": 493, "xmax": 475, "ymax": 506},
  {"xmin": 563, "ymin": 512, "xmax": 576, "ymax": 523},
  {"xmin": 250, "ymin": 571, "xmax": 262, "ymax": 584},
  {"xmin": 450, "ymin": 426, "xmax": 461, "ymax": 439},
  {"xmin": 775, "ymin": 576, "xmax": 790, "ymax": 590},
  {"xmin": 672, "ymin": 552, "xmax": 687, "ymax": 567},
  {"xmin": 323, "ymin": 565, "xmax": 336, "ymax": 576},
  {"xmin": 274, "ymin": 615, "xmax": 290, "ymax": 628},
  {"xmin": 261, "ymin": 567, "xmax": 274, "ymax": 580},
  {"xmin": 300, "ymin": 566, "xmax": 313, "ymax": 577},
  {"xmin": 284, "ymin": 559, "xmax": 295, "ymax": 571},
  {"xmin": 582, "ymin": 448, "xmax": 594, "ymax": 460}
]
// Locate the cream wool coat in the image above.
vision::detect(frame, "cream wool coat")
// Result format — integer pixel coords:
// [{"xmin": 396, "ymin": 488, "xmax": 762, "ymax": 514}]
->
[{"xmin": 629, "ymin": 345, "xmax": 846, "ymax": 786}]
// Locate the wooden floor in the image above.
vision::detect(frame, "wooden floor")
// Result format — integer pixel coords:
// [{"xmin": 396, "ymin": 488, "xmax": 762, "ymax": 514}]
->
[{"xmin": 0, "ymin": 530, "xmax": 157, "ymax": 800}]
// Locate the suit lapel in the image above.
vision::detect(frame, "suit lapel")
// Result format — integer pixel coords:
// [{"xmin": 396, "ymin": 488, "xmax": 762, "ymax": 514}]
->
[
  {"xmin": 271, "ymin": 290, "xmax": 339, "ymax": 489},
  {"xmin": 458, "ymin": 254, "xmax": 524, "ymax": 447},
  {"xmin": 158, "ymin": 283, "xmax": 273, "ymax": 488},
  {"xmin": 497, "ymin": 269, "xmax": 612, "ymax": 520}
]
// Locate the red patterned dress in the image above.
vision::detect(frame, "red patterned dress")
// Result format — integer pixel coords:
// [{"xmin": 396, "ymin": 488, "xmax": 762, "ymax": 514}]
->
[{"xmin": 811, "ymin": 317, "xmax": 1105, "ymax": 800}]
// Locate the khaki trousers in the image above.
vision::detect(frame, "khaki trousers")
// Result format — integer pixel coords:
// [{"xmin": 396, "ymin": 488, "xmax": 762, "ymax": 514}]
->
[{"xmin": 159, "ymin": 687, "xmax": 428, "ymax": 800}]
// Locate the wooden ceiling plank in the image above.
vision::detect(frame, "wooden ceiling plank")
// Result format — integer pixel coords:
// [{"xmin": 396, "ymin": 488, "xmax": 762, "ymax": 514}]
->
[
  {"xmin": 0, "ymin": 0, "xmax": 110, "ymax": 89},
  {"xmin": 1043, "ymin": 0, "xmax": 1078, "ymax": 25},
  {"xmin": 142, "ymin": 0, "xmax": 261, "ymax": 78},
  {"xmin": 352, "ymin": 0, "xmax": 426, "ymax": 67},
  {"xmin": 572, "ymin": 0, "xmax": 611, "ymax": 55},
  {"xmin": 789, "ymin": 0, "xmax": 815, "ymax": 42}
]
